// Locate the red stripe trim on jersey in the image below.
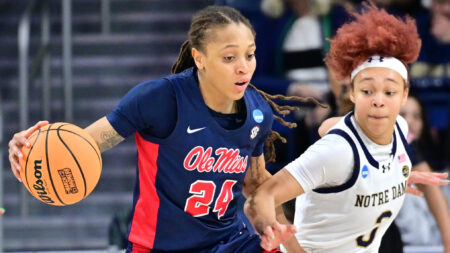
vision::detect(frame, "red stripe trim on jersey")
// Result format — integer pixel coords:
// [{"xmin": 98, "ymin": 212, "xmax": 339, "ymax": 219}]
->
[
  {"xmin": 129, "ymin": 133, "xmax": 160, "ymax": 249},
  {"xmin": 131, "ymin": 242, "xmax": 152, "ymax": 253}
]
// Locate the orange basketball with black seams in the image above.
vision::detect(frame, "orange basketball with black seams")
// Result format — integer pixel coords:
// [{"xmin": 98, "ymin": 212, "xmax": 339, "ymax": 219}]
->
[{"xmin": 19, "ymin": 122, "xmax": 102, "ymax": 206}]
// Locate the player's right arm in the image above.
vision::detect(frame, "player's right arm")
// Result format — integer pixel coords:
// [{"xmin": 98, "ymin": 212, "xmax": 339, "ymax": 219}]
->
[
  {"xmin": 7, "ymin": 116, "xmax": 123, "ymax": 183},
  {"xmin": 87, "ymin": 78, "xmax": 175, "ymax": 153},
  {"xmin": 245, "ymin": 133, "xmax": 355, "ymax": 251},
  {"xmin": 85, "ymin": 116, "xmax": 124, "ymax": 153},
  {"xmin": 244, "ymin": 169, "xmax": 303, "ymax": 251}
]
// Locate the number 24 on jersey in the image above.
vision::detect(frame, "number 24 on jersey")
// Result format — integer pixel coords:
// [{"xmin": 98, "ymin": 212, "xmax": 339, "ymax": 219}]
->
[{"xmin": 185, "ymin": 180, "xmax": 236, "ymax": 219}]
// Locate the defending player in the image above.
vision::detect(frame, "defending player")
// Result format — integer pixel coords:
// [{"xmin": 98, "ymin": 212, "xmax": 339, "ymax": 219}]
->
[
  {"xmin": 8, "ymin": 5, "xmax": 314, "ymax": 253},
  {"xmin": 244, "ymin": 2, "xmax": 449, "ymax": 252}
]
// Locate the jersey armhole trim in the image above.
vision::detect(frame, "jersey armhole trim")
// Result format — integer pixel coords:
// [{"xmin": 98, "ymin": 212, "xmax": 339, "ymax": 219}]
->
[
  {"xmin": 395, "ymin": 122, "xmax": 413, "ymax": 159},
  {"xmin": 313, "ymin": 129, "xmax": 360, "ymax": 194}
]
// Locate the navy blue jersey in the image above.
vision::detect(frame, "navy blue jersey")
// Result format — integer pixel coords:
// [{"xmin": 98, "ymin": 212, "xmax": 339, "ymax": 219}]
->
[{"xmin": 107, "ymin": 67, "xmax": 273, "ymax": 251}]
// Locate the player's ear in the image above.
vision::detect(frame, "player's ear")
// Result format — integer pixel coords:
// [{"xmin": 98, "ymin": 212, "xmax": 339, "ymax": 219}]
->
[
  {"xmin": 191, "ymin": 48, "xmax": 205, "ymax": 70},
  {"xmin": 349, "ymin": 83, "xmax": 356, "ymax": 103},
  {"xmin": 401, "ymin": 86, "xmax": 409, "ymax": 106}
]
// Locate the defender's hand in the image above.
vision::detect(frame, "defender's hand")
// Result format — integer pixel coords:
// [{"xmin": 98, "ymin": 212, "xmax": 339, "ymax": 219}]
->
[
  {"xmin": 260, "ymin": 222, "xmax": 297, "ymax": 251},
  {"xmin": 406, "ymin": 171, "xmax": 449, "ymax": 196}
]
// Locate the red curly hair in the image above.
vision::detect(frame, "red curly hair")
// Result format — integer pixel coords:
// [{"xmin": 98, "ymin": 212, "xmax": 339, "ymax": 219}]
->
[{"xmin": 325, "ymin": 1, "xmax": 422, "ymax": 80}]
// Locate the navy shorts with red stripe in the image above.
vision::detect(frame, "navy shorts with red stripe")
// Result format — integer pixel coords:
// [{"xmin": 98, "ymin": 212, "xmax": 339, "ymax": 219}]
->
[{"xmin": 126, "ymin": 227, "xmax": 282, "ymax": 253}]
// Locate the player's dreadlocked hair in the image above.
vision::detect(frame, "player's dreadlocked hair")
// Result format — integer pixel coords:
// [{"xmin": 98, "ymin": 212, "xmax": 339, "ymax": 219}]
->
[{"xmin": 172, "ymin": 5, "xmax": 325, "ymax": 162}]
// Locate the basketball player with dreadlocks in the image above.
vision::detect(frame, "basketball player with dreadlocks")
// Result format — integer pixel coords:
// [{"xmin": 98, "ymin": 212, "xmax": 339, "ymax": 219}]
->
[
  {"xmin": 8, "ymin": 5, "xmax": 323, "ymax": 253},
  {"xmin": 244, "ymin": 2, "xmax": 449, "ymax": 252}
]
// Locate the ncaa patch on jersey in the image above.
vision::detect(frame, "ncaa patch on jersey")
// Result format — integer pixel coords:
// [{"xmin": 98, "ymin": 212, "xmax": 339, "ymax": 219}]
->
[
  {"xmin": 252, "ymin": 109, "xmax": 264, "ymax": 123},
  {"xmin": 250, "ymin": 126, "xmax": 260, "ymax": 140},
  {"xmin": 361, "ymin": 165, "xmax": 369, "ymax": 179},
  {"xmin": 402, "ymin": 165, "xmax": 409, "ymax": 178}
]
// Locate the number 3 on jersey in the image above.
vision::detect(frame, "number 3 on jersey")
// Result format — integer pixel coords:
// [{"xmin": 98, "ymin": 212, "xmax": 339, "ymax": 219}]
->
[
  {"xmin": 185, "ymin": 180, "xmax": 237, "ymax": 219},
  {"xmin": 356, "ymin": 210, "xmax": 392, "ymax": 247}
]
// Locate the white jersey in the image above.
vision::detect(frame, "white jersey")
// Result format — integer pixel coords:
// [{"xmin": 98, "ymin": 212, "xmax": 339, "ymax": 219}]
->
[{"xmin": 286, "ymin": 113, "xmax": 412, "ymax": 253}]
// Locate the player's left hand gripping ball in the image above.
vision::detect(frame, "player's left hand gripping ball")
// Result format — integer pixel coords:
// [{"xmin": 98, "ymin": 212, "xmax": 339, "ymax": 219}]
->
[{"xmin": 19, "ymin": 123, "xmax": 102, "ymax": 206}]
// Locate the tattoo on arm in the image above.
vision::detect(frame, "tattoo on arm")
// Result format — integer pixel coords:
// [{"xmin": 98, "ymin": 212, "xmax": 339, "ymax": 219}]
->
[{"xmin": 98, "ymin": 129, "xmax": 123, "ymax": 152}]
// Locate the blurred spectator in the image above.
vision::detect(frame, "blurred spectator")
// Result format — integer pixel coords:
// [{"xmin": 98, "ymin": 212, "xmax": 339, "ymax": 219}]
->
[
  {"xmin": 394, "ymin": 95, "xmax": 450, "ymax": 251},
  {"xmin": 409, "ymin": 0, "xmax": 450, "ymax": 171},
  {"xmin": 401, "ymin": 94, "xmax": 444, "ymax": 170},
  {"xmin": 409, "ymin": 0, "xmax": 450, "ymax": 92},
  {"xmin": 346, "ymin": 0, "xmax": 427, "ymax": 15},
  {"xmin": 304, "ymin": 67, "xmax": 353, "ymax": 138},
  {"xmin": 429, "ymin": 0, "xmax": 450, "ymax": 44}
]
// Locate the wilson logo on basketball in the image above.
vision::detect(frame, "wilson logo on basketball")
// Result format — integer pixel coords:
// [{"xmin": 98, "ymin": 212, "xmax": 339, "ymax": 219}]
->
[
  {"xmin": 20, "ymin": 122, "xmax": 102, "ymax": 206},
  {"xmin": 58, "ymin": 168, "xmax": 79, "ymax": 194},
  {"xmin": 33, "ymin": 159, "xmax": 55, "ymax": 204},
  {"xmin": 183, "ymin": 147, "xmax": 247, "ymax": 174}
]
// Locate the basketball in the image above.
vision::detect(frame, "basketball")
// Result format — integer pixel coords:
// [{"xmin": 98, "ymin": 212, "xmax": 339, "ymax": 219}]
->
[{"xmin": 19, "ymin": 122, "xmax": 102, "ymax": 206}]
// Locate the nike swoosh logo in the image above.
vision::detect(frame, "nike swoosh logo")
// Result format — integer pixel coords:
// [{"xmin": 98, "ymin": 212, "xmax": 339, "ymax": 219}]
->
[{"xmin": 187, "ymin": 126, "xmax": 206, "ymax": 134}]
